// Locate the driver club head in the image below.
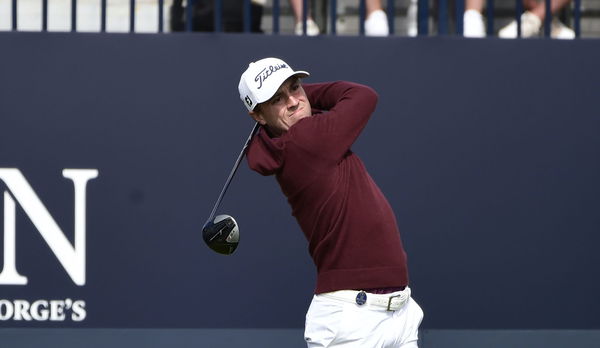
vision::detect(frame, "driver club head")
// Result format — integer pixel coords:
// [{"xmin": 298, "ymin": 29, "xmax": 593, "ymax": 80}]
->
[{"xmin": 202, "ymin": 214, "xmax": 239, "ymax": 255}]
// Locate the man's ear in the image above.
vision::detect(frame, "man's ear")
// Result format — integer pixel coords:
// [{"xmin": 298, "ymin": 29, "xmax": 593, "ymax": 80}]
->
[{"xmin": 249, "ymin": 110, "xmax": 267, "ymax": 125}]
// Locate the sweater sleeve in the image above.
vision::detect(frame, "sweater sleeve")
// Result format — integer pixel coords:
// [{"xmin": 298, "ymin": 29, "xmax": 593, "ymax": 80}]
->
[{"xmin": 290, "ymin": 81, "xmax": 378, "ymax": 161}]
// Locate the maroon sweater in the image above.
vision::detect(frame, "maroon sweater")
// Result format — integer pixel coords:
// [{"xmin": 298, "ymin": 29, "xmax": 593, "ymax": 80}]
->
[{"xmin": 247, "ymin": 81, "xmax": 408, "ymax": 294}]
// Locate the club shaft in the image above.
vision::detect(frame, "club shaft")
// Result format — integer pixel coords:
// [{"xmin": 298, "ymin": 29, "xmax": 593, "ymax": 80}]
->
[{"xmin": 206, "ymin": 122, "xmax": 260, "ymax": 224}]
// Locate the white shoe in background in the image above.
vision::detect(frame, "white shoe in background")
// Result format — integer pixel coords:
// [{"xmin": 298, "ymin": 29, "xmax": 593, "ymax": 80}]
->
[
  {"xmin": 498, "ymin": 11, "xmax": 542, "ymax": 38},
  {"xmin": 365, "ymin": 9, "xmax": 389, "ymax": 36},
  {"xmin": 551, "ymin": 18, "xmax": 575, "ymax": 39},
  {"xmin": 463, "ymin": 9, "xmax": 486, "ymax": 38},
  {"xmin": 295, "ymin": 18, "xmax": 320, "ymax": 36}
]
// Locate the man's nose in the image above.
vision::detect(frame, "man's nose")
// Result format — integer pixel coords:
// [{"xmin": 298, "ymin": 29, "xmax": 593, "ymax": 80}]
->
[{"xmin": 286, "ymin": 95, "xmax": 299, "ymax": 109}]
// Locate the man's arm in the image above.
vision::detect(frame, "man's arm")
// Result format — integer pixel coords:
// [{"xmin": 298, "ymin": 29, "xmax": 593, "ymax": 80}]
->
[
  {"xmin": 291, "ymin": 81, "xmax": 378, "ymax": 161},
  {"xmin": 303, "ymin": 81, "xmax": 378, "ymax": 114}
]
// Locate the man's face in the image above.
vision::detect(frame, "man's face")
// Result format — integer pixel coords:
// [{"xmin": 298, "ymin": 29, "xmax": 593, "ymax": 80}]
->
[{"xmin": 250, "ymin": 76, "xmax": 312, "ymax": 137}]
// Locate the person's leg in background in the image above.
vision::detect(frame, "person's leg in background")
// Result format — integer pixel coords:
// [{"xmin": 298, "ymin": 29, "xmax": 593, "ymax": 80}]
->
[
  {"xmin": 291, "ymin": 0, "xmax": 390, "ymax": 36},
  {"xmin": 463, "ymin": 0, "xmax": 486, "ymax": 37},
  {"xmin": 364, "ymin": 0, "xmax": 390, "ymax": 36},
  {"xmin": 498, "ymin": 0, "xmax": 575, "ymax": 38},
  {"xmin": 290, "ymin": 0, "xmax": 321, "ymax": 35}
]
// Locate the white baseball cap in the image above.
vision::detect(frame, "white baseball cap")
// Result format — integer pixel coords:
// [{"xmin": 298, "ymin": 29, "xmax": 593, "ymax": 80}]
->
[{"xmin": 238, "ymin": 57, "xmax": 309, "ymax": 111}]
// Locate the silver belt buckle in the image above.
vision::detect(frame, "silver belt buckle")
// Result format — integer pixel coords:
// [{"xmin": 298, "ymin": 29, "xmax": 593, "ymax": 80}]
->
[{"xmin": 386, "ymin": 294, "xmax": 402, "ymax": 311}]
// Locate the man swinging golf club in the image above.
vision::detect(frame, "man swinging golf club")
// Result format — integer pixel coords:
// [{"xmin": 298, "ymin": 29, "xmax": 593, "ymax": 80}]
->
[{"xmin": 239, "ymin": 57, "xmax": 424, "ymax": 347}]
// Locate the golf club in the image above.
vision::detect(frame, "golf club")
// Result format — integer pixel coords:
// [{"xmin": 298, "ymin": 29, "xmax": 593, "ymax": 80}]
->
[{"xmin": 202, "ymin": 122, "xmax": 260, "ymax": 255}]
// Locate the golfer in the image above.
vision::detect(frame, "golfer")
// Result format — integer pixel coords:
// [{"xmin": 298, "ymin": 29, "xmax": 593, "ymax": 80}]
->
[{"xmin": 238, "ymin": 57, "xmax": 423, "ymax": 347}]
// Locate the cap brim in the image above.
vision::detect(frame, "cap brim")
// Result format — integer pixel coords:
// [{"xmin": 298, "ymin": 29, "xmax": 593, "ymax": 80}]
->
[{"xmin": 255, "ymin": 70, "xmax": 310, "ymax": 105}]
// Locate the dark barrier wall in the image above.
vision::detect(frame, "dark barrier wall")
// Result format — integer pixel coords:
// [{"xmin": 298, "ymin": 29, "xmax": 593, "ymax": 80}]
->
[{"xmin": 0, "ymin": 33, "xmax": 599, "ymax": 330}]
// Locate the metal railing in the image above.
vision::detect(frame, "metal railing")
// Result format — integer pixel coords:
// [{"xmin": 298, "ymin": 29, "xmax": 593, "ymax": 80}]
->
[
  {"xmin": 5, "ymin": 0, "xmax": 165, "ymax": 32},
  {"xmin": 0, "ymin": 0, "xmax": 587, "ymax": 37}
]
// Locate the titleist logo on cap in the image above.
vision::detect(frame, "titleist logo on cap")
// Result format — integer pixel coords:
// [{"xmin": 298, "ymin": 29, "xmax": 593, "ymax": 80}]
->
[{"xmin": 254, "ymin": 64, "xmax": 289, "ymax": 90}]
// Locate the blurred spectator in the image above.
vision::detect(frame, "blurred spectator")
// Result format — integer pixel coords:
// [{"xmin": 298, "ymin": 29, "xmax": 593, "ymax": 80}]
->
[
  {"xmin": 463, "ymin": 0, "xmax": 575, "ymax": 38},
  {"xmin": 170, "ymin": 0, "xmax": 264, "ymax": 32},
  {"xmin": 290, "ymin": 0, "xmax": 391, "ymax": 36}
]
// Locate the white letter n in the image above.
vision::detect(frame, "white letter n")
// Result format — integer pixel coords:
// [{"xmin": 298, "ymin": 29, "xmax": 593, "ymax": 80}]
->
[{"xmin": 0, "ymin": 169, "xmax": 98, "ymax": 286}]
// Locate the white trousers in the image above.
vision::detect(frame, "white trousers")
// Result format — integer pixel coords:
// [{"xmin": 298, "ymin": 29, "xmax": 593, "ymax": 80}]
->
[{"xmin": 304, "ymin": 287, "xmax": 423, "ymax": 348}]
